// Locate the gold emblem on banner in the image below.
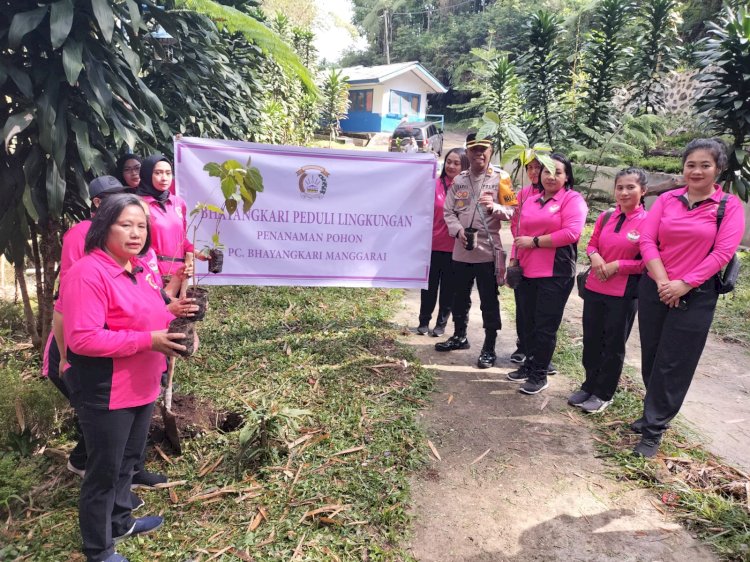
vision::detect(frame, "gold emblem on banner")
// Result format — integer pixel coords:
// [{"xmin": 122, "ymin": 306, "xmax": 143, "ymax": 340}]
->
[{"xmin": 297, "ymin": 165, "xmax": 330, "ymax": 199}]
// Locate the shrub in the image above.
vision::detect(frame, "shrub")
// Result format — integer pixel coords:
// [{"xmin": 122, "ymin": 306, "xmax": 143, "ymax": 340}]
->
[{"xmin": 626, "ymin": 155, "xmax": 683, "ymax": 173}]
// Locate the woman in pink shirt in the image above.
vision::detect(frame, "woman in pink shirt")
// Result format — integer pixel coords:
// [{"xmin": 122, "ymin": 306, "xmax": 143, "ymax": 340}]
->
[
  {"xmin": 136, "ymin": 155, "xmax": 199, "ymax": 278},
  {"xmin": 508, "ymin": 158, "xmax": 543, "ymax": 364},
  {"xmin": 568, "ymin": 168, "xmax": 648, "ymax": 414},
  {"xmin": 417, "ymin": 148, "xmax": 469, "ymax": 336},
  {"xmin": 508, "ymin": 153, "xmax": 588, "ymax": 395},
  {"xmin": 633, "ymin": 139, "xmax": 745, "ymax": 458},
  {"xmin": 115, "ymin": 153, "xmax": 142, "ymax": 190},
  {"xmin": 62, "ymin": 194, "xmax": 187, "ymax": 562}
]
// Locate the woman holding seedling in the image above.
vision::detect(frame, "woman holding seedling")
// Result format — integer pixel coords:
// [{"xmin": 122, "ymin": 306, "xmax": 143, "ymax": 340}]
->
[{"xmin": 61, "ymin": 194, "xmax": 186, "ymax": 562}]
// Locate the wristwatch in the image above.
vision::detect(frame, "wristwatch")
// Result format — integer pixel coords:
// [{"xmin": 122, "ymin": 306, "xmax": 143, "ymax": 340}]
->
[{"xmin": 533, "ymin": 236, "xmax": 540, "ymax": 248}]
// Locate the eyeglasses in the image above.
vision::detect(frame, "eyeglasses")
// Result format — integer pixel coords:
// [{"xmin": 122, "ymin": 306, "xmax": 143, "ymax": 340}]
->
[{"xmin": 123, "ymin": 165, "xmax": 141, "ymax": 174}]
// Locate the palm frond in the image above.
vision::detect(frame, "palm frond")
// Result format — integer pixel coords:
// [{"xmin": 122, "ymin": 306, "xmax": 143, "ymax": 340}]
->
[{"xmin": 174, "ymin": 0, "xmax": 316, "ymax": 92}]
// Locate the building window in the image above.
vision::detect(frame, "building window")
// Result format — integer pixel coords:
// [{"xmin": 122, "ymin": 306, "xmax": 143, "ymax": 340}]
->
[
  {"xmin": 349, "ymin": 89, "xmax": 373, "ymax": 112},
  {"xmin": 389, "ymin": 90, "xmax": 420, "ymax": 115}
]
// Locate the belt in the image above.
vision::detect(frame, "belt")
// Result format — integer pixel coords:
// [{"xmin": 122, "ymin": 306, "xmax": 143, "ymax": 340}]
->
[{"xmin": 156, "ymin": 255, "xmax": 185, "ymax": 262}]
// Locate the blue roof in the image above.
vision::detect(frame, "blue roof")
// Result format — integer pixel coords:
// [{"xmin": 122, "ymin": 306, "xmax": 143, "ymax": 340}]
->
[{"xmin": 339, "ymin": 61, "xmax": 447, "ymax": 94}]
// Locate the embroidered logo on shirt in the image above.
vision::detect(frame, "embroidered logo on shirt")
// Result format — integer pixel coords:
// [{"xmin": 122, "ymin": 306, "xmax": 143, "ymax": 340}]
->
[
  {"xmin": 146, "ymin": 273, "xmax": 160, "ymax": 291},
  {"xmin": 548, "ymin": 204, "xmax": 560, "ymax": 213},
  {"xmin": 175, "ymin": 205, "xmax": 183, "ymax": 220},
  {"xmin": 455, "ymin": 190, "xmax": 469, "ymax": 200},
  {"xmin": 626, "ymin": 230, "xmax": 640, "ymax": 243}
]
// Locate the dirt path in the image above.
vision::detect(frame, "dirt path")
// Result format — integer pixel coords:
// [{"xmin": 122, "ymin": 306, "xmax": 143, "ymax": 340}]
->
[
  {"xmin": 562, "ymin": 282, "xmax": 750, "ymax": 474},
  {"xmin": 394, "ymin": 289, "xmax": 716, "ymax": 561}
]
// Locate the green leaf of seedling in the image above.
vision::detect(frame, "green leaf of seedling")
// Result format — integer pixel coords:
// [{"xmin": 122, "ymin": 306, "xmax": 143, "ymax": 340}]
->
[
  {"xmin": 225, "ymin": 198, "xmax": 237, "ymax": 215},
  {"xmin": 222, "ymin": 159, "xmax": 242, "ymax": 171},
  {"xmin": 500, "ymin": 145, "xmax": 524, "ymax": 166},
  {"xmin": 203, "ymin": 162, "xmax": 222, "ymax": 178},
  {"xmin": 482, "ymin": 111, "xmax": 500, "ymax": 124},
  {"xmin": 220, "ymin": 177, "xmax": 235, "ymax": 200},
  {"xmin": 211, "ymin": 233, "xmax": 220, "ymax": 246},
  {"xmin": 247, "ymin": 168, "xmax": 264, "ymax": 192},
  {"xmin": 537, "ymin": 153, "xmax": 556, "ymax": 174},
  {"xmin": 205, "ymin": 204, "xmax": 223, "ymax": 214}
]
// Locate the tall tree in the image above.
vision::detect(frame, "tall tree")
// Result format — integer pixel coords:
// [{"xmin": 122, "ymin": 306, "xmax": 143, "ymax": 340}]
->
[
  {"xmin": 519, "ymin": 10, "xmax": 566, "ymax": 146},
  {"xmin": 695, "ymin": 5, "xmax": 750, "ymax": 201},
  {"xmin": 627, "ymin": 0, "xmax": 680, "ymax": 114},
  {"xmin": 577, "ymin": 0, "xmax": 632, "ymax": 138},
  {"xmin": 0, "ymin": 0, "xmax": 300, "ymax": 352}
]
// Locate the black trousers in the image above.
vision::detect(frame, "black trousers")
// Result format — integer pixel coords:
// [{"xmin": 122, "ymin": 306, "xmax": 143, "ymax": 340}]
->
[
  {"xmin": 581, "ymin": 290, "xmax": 637, "ymax": 401},
  {"xmin": 517, "ymin": 276, "xmax": 574, "ymax": 374},
  {"xmin": 419, "ymin": 250, "xmax": 454, "ymax": 327},
  {"xmin": 513, "ymin": 287, "xmax": 525, "ymax": 354},
  {"xmin": 78, "ymin": 401, "xmax": 155, "ymax": 561},
  {"xmin": 638, "ymin": 275, "xmax": 718, "ymax": 440},
  {"xmin": 451, "ymin": 261, "xmax": 501, "ymax": 336},
  {"xmin": 47, "ymin": 335, "xmax": 87, "ymax": 468}
]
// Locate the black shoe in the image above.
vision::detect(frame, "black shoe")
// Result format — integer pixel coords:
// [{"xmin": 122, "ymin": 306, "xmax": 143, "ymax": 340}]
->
[
  {"xmin": 416, "ymin": 324, "xmax": 429, "ymax": 335},
  {"xmin": 546, "ymin": 362, "xmax": 558, "ymax": 376},
  {"xmin": 131, "ymin": 469, "xmax": 168, "ymax": 490},
  {"xmin": 633, "ymin": 436, "xmax": 661, "ymax": 458},
  {"xmin": 507, "ymin": 364, "xmax": 531, "ymax": 382},
  {"xmin": 477, "ymin": 349, "xmax": 496, "ymax": 369},
  {"xmin": 510, "ymin": 349, "xmax": 525, "ymax": 364},
  {"xmin": 435, "ymin": 335, "xmax": 470, "ymax": 352},
  {"xmin": 629, "ymin": 417, "xmax": 645, "ymax": 433},
  {"xmin": 432, "ymin": 324, "xmax": 446, "ymax": 337},
  {"xmin": 568, "ymin": 389, "xmax": 591, "ymax": 407},
  {"xmin": 520, "ymin": 375, "xmax": 549, "ymax": 395}
]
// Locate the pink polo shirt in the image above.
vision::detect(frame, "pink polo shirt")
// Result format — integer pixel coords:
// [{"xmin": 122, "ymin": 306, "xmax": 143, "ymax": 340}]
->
[
  {"xmin": 585, "ymin": 206, "xmax": 648, "ymax": 297},
  {"xmin": 640, "ymin": 185, "xmax": 745, "ymax": 287},
  {"xmin": 510, "ymin": 184, "xmax": 542, "ymax": 257},
  {"xmin": 61, "ymin": 249, "xmax": 174, "ymax": 410},
  {"xmin": 54, "ymin": 220, "xmax": 92, "ymax": 313},
  {"xmin": 514, "ymin": 188, "xmax": 588, "ymax": 278},
  {"xmin": 141, "ymin": 194, "xmax": 195, "ymax": 276},
  {"xmin": 432, "ymin": 177, "xmax": 455, "ymax": 252}
]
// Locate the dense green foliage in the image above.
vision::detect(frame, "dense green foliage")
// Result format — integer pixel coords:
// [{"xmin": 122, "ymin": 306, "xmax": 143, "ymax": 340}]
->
[
  {"xmin": 519, "ymin": 10, "xmax": 566, "ymax": 146},
  {"xmin": 576, "ymin": 0, "xmax": 631, "ymax": 136},
  {"xmin": 696, "ymin": 5, "xmax": 750, "ymax": 201},
  {"xmin": 627, "ymin": 0, "xmax": 680, "ymax": 114}
]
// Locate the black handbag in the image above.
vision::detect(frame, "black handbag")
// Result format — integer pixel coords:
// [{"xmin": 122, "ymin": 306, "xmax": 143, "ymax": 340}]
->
[
  {"xmin": 577, "ymin": 210, "xmax": 614, "ymax": 299},
  {"xmin": 714, "ymin": 195, "xmax": 741, "ymax": 295}
]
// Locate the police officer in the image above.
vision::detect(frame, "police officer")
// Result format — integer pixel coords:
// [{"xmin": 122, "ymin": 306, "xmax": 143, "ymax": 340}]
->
[{"xmin": 435, "ymin": 133, "xmax": 516, "ymax": 368}]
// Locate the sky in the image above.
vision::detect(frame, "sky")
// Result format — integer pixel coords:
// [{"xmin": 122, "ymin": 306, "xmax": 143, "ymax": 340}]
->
[{"xmin": 313, "ymin": 0, "xmax": 368, "ymax": 63}]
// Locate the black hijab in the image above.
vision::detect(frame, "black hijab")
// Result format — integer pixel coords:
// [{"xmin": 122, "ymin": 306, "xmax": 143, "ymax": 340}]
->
[
  {"xmin": 115, "ymin": 152, "xmax": 141, "ymax": 187},
  {"xmin": 136, "ymin": 154, "xmax": 171, "ymax": 203}
]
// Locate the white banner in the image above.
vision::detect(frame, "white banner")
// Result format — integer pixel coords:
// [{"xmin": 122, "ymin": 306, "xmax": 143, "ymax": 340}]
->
[{"xmin": 174, "ymin": 137, "xmax": 436, "ymax": 288}]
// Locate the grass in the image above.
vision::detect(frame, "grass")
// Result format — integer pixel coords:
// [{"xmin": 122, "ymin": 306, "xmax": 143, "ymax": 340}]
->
[
  {"xmin": 0, "ymin": 286, "xmax": 434, "ymax": 561},
  {"xmin": 550, "ymin": 322, "xmax": 750, "ymax": 561}
]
